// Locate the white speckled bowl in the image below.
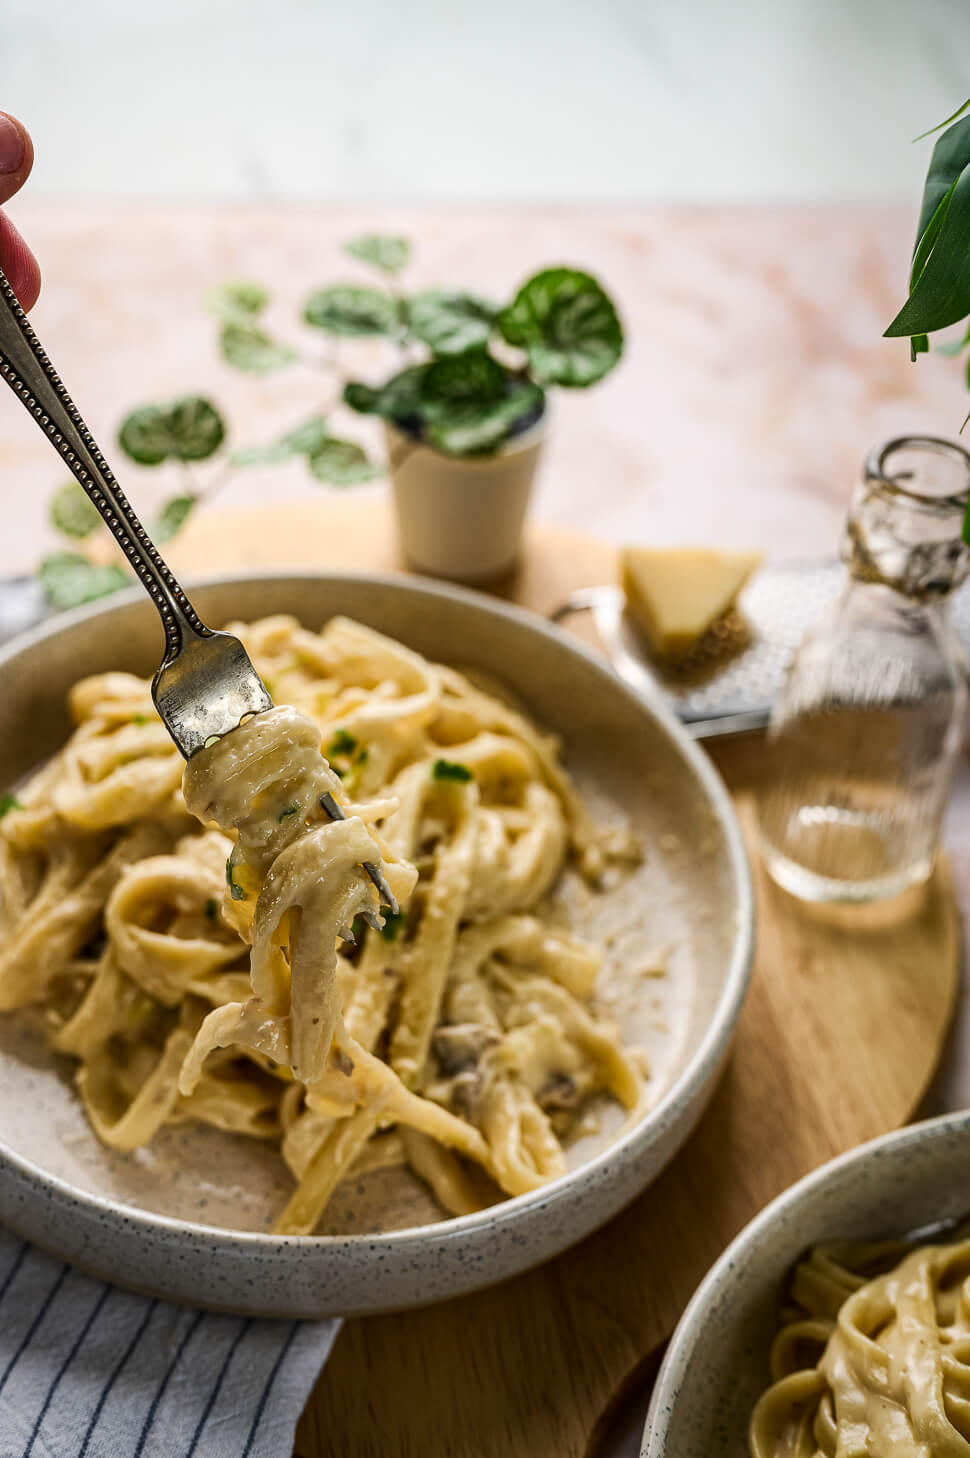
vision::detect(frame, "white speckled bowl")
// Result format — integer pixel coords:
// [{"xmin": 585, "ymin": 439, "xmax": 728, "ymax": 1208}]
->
[
  {"xmin": 0, "ymin": 573, "xmax": 753, "ymax": 1317},
  {"xmin": 642, "ymin": 1111, "xmax": 970, "ymax": 1457}
]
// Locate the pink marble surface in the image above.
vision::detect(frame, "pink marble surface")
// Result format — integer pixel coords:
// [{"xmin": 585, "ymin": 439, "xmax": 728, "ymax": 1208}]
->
[{"xmin": 1, "ymin": 203, "xmax": 968, "ymax": 576}]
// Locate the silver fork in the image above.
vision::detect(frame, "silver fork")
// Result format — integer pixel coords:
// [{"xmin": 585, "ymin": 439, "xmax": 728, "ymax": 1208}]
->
[{"xmin": 0, "ymin": 265, "xmax": 397, "ymax": 916}]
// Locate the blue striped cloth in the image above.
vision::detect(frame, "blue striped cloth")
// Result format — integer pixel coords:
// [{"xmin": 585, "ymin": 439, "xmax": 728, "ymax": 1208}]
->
[{"xmin": 0, "ymin": 1227, "xmax": 340, "ymax": 1458}]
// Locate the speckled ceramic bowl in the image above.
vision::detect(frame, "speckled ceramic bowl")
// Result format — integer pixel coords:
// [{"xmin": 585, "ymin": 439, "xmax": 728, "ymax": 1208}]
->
[
  {"xmin": 0, "ymin": 573, "xmax": 753, "ymax": 1317},
  {"xmin": 642, "ymin": 1111, "xmax": 970, "ymax": 1457}
]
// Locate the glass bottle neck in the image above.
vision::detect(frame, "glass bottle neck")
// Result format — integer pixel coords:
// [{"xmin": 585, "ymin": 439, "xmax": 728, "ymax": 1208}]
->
[{"xmin": 841, "ymin": 436, "xmax": 970, "ymax": 600}]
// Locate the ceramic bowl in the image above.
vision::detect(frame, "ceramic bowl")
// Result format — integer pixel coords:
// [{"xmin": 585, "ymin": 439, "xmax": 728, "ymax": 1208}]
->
[
  {"xmin": 642, "ymin": 1110, "xmax": 970, "ymax": 1457},
  {"xmin": 0, "ymin": 572, "xmax": 753, "ymax": 1316}
]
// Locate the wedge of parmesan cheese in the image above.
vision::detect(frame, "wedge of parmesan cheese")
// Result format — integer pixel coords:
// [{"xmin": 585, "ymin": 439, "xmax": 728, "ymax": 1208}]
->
[{"xmin": 620, "ymin": 546, "xmax": 763, "ymax": 656}]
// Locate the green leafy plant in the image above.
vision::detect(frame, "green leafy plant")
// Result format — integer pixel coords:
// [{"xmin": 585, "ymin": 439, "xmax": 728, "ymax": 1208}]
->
[
  {"xmin": 886, "ymin": 100, "xmax": 970, "ymax": 537},
  {"xmin": 37, "ymin": 235, "xmax": 623, "ymax": 607}
]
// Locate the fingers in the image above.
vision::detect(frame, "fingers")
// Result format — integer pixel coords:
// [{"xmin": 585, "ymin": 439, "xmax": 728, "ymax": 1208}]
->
[
  {"xmin": 0, "ymin": 111, "xmax": 39, "ymax": 308},
  {"xmin": 0, "ymin": 211, "xmax": 40, "ymax": 309},
  {"xmin": 0, "ymin": 112, "xmax": 33, "ymax": 205}
]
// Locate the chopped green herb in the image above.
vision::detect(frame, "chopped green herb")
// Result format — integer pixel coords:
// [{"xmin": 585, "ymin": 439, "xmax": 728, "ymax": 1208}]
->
[
  {"xmin": 0, "ymin": 793, "xmax": 23, "ymax": 818},
  {"xmin": 204, "ymin": 898, "xmax": 218, "ymax": 921},
  {"xmin": 350, "ymin": 913, "xmax": 367, "ymax": 943},
  {"xmin": 278, "ymin": 805, "xmax": 299, "ymax": 822},
  {"xmin": 328, "ymin": 729, "xmax": 358, "ymax": 757},
  {"xmin": 380, "ymin": 910, "xmax": 406, "ymax": 942},
  {"xmin": 356, "ymin": 747, "xmax": 370, "ymax": 766},
  {"xmin": 432, "ymin": 759, "xmax": 473, "ymax": 783},
  {"xmin": 132, "ymin": 713, "xmax": 148, "ymax": 725},
  {"xmin": 226, "ymin": 858, "xmax": 246, "ymax": 901}
]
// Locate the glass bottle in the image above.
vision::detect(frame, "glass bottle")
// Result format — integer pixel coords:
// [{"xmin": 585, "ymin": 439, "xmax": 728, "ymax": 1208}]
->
[{"xmin": 758, "ymin": 435, "xmax": 970, "ymax": 903}]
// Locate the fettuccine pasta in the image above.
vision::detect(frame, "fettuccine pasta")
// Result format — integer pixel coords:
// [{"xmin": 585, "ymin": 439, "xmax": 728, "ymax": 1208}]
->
[
  {"xmin": 0, "ymin": 615, "xmax": 642, "ymax": 1234},
  {"xmin": 750, "ymin": 1236, "xmax": 970, "ymax": 1456}
]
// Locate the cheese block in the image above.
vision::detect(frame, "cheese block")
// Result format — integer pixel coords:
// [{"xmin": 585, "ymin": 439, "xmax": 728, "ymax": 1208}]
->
[{"xmin": 620, "ymin": 546, "xmax": 763, "ymax": 656}]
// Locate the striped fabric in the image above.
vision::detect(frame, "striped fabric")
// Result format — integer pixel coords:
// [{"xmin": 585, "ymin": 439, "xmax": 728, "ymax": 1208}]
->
[{"xmin": 0, "ymin": 1228, "xmax": 339, "ymax": 1458}]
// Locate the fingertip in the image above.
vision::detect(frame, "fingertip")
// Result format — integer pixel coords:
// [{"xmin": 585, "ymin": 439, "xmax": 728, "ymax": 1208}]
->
[
  {"xmin": 0, "ymin": 210, "xmax": 40, "ymax": 310},
  {"xmin": 0, "ymin": 112, "xmax": 32, "ymax": 196}
]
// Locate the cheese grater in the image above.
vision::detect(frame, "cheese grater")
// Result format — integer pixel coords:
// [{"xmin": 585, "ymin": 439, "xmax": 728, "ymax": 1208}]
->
[{"xmin": 552, "ymin": 560, "xmax": 970, "ymax": 739}]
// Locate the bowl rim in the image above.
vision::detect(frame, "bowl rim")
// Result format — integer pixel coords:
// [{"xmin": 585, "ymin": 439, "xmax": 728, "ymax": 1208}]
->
[
  {"xmin": 642, "ymin": 1107, "xmax": 970, "ymax": 1455},
  {"xmin": 0, "ymin": 568, "xmax": 754, "ymax": 1254}
]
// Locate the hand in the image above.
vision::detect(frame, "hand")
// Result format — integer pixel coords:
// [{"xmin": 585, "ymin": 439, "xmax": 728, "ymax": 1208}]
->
[{"xmin": 0, "ymin": 111, "xmax": 40, "ymax": 310}]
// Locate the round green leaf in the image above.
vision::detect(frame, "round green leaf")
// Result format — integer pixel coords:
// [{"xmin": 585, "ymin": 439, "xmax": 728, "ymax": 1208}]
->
[
  {"xmin": 408, "ymin": 290, "xmax": 497, "ymax": 354},
  {"xmin": 308, "ymin": 439, "xmax": 382, "ymax": 485},
  {"xmin": 343, "ymin": 367, "xmax": 430, "ymax": 426},
  {"xmin": 426, "ymin": 378, "xmax": 545, "ymax": 457},
  {"xmin": 166, "ymin": 397, "xmax": 226, "ymax": 460},
  {"xmin": 303, "ymin": 285, "xmax": 399, "ymax": 337},
  {"xmin": 118, "ymin": 405, "xmax": 173, "ymax": 466},
  {"xmin": 498, "ymin": 268, "xmax": 623, "ymax": 387},
  {"xmin": 37, "ymin": 552, "xmax": 129, "ymax": 611},
  {"xmin": 50, "ymin": 482, "xmax": 102, "ymax": 540},
  {"xmin": 220, "ymin": 322, "xmax": 297, "ymax": 374},
  {"xmin": 118, "ymin": 397, "xmax": 226, "ymax": 465},
  {"xmin": 154, "ymin": 494, "xmax": 197, "ymax": 544},
  {"xmin": 344, "ymin": 236, "xmax": 411, "ymax": 274},
  {"xmin": 420, "ymin": 352, "xmax": 507, "ymax": 417},
  {"xmin": 205, "ymin": 281, "xmax": 269, "ymax": 320}
]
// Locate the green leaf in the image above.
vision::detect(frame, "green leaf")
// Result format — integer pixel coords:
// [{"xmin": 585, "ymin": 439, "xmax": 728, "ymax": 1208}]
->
[
  {"xmin": 432, "ymin": 758, "xmax": 473, "ymax": 783},
  {"xmin": 408, "ymin": 290, "xmax": 497, "ymax": 355},
  {"xmin": 379, "ymin": 909, "xmax": 406, "ymax": 941},
  {"xmin": 154, "ymin": 494, "xmax": 197, "ymax": 544},
  {"xmin": 420, "ymin": 351, "xmax": 507, "ymax": 415},
  {"xmin": 498, "ymin": 267, "xmax": 623, "ymax": 387},
  {"xmin": 343, "ymin": 366, "xmax": 430, "ymax": 426},
  {"xmin": 303, "ymin": 285, "xmax": 399, "ymax": 337},
  {"xmin": 886, "ymin": 116, "xmax": 970, "ymax": 339},
  {"xmin": 37, "ymin": 553, "xmax": 129, "ymax": 612},
  {"xmin": 118, "ymin": 397, "xmax": 226, "ymax": 465},
  {"xmin": 205, "ymin": 281, "xmax": 269, "ymax": 320},
  {"xmin": 328, "ymin": 729, "xmax": 358, "ymax": 757},
  {"xmin": 419, "ymin": 355, "xmax": 545, "ymax": 456},
  {"xmin": 915, "ymin": 99, "xmax": 970, "ymax": 142},
  {"xmin": 220, "ymin": 321, "xmax": 297, "ymax": 374},
  {"xmin": 344, "ymin": 235, "xmax": 411, "ymax": 274},
  {"xmin": 0, "ymin": 793, "xmax": 23, "ymax": 818},
  {"xmin": 308, "ymin": 439, "xmax": 382, "ymax": 485},
  {"xmin": 226, "ymin": 857, "xmax": 246, "ymax": 901},
  {"xmin": 231, "ymin": 416, "xmax": 331, "ymax": 466},
  {"xmin": 50, "ymin": 483, "xmax": 102, "ymax": 540}
]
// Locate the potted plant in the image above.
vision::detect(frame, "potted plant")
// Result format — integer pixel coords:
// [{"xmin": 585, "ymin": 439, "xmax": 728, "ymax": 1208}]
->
[
  {"xmin": 340, "ymin": 262, "xmax": 624, "ymax": 580},
  {"xmin": 35, "ymin": 238, "xmax": 624, "ymax": 608}
]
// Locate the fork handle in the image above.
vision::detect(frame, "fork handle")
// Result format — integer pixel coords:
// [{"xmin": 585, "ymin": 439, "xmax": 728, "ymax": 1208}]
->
[{"xmin": 0, "ymin": 265, "xmax": 206, "ymax": 661}]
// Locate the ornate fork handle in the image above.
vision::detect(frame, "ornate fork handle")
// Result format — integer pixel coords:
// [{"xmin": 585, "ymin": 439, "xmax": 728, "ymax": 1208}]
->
[{"xmin": 0, "ymin": 265, "xmax": 206, "ymax": 661}]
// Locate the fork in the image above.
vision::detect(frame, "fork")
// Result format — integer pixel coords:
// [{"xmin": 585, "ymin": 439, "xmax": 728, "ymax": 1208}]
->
[{"xmin": 0, "ymin": 265, "xmax": 397, "ymax": 915}]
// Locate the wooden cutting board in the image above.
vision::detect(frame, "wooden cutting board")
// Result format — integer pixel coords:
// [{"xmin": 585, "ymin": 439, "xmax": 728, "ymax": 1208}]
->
[{"xmin": 170, "ymin": 500, "xmax": 961, "ymax": 1458}]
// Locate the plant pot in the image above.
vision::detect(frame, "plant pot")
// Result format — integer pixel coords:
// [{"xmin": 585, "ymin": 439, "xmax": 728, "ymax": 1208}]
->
[{"xmin": 384, "ymin": 414, "xmax": 546, "ymax": 584}]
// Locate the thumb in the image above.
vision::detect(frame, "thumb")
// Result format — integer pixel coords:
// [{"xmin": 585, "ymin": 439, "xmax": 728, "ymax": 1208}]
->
[{"xmin": 0, "ymin": 112, "xmax": 33, "ymax": 205}]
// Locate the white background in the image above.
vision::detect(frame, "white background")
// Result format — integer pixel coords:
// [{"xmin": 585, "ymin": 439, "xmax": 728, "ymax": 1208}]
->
[{"xmin": 0, "ymin": 0, "xmax": 968, "ymax": 205}]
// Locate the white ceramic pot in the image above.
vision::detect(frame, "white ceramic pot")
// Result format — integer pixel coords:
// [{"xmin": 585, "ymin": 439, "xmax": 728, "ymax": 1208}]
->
[{"xmin": 385, "ymin": 415, "xmax": 546, "ymax": 583}]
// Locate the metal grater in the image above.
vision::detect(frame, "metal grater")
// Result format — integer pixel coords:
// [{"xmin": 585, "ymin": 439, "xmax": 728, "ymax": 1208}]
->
[{"xmin": 552, "ymin": 560, "xmax": 970, "ymax": 739}]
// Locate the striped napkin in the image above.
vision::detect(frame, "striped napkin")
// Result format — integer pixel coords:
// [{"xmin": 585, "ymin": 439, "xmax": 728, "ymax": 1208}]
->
[{"xmin": 0, "ymin": 1227, "xmax": 340, "ymax": 1458}]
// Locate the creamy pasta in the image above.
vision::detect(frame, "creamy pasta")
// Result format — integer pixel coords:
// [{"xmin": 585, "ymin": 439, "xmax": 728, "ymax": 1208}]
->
[
  {"xmin": 750, "ymin": 1235, "xmax": 970, "ymax": 1457},
  {"xmin": 0, "ymin": 615, "xmax": 642, "ymax": 1234}
]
